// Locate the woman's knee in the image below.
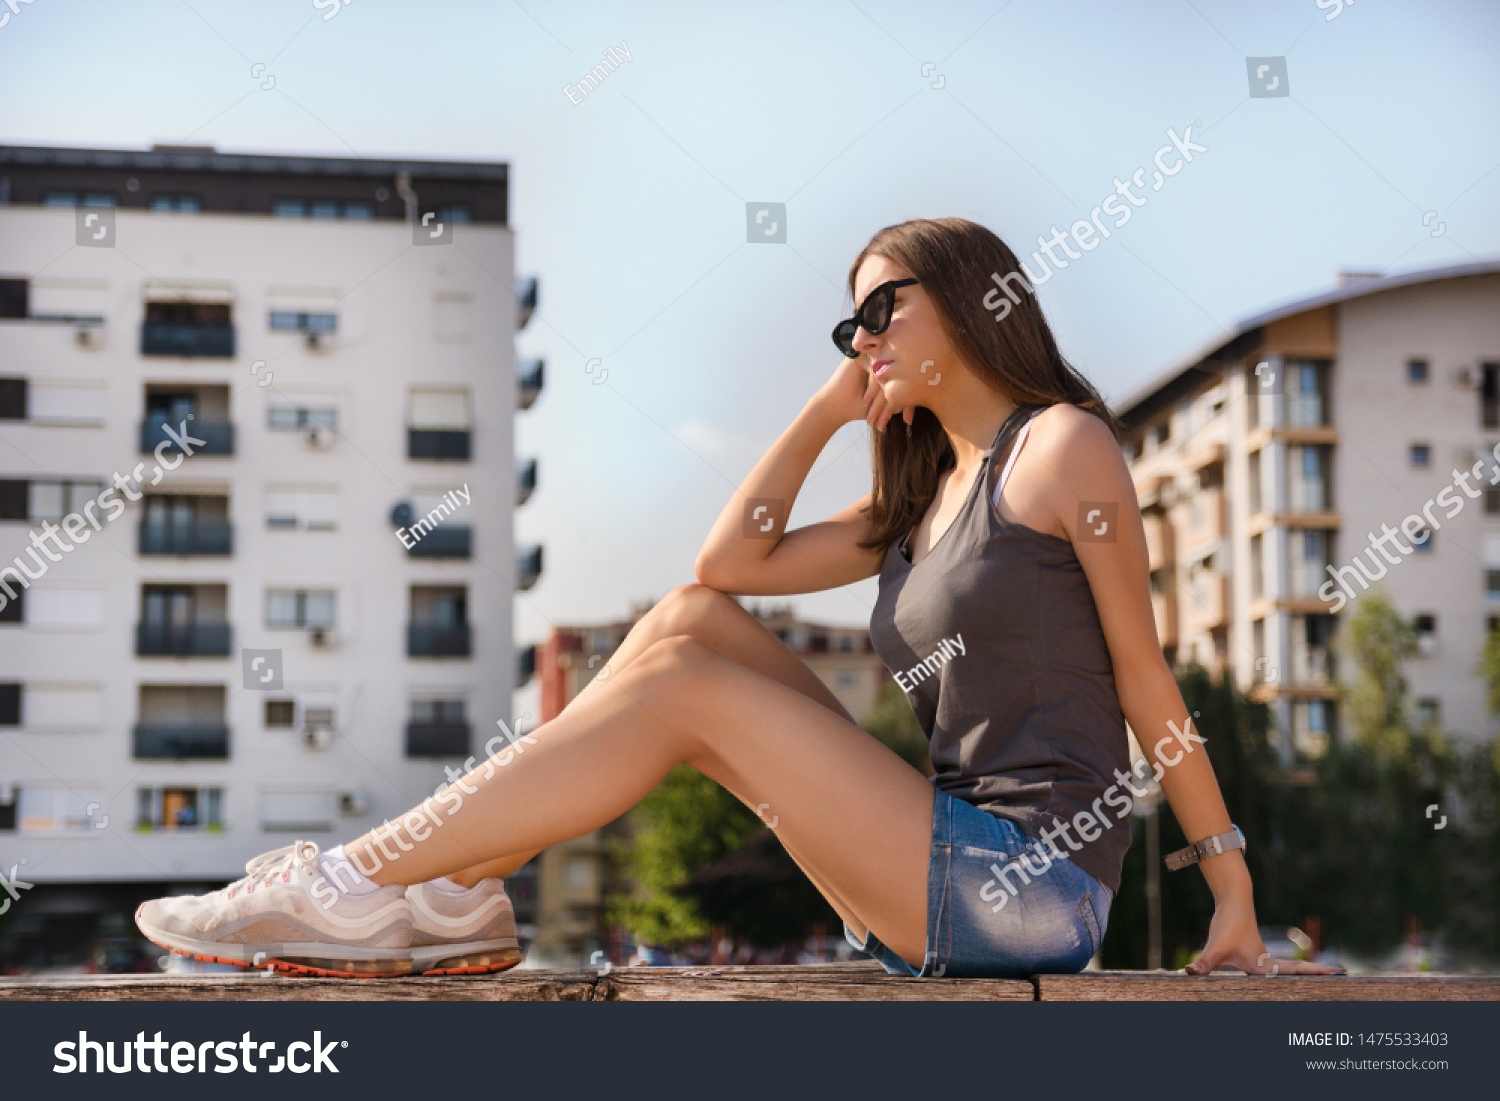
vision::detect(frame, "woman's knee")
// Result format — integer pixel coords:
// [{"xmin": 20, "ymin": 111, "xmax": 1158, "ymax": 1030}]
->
[{"xmin": 650, "ymin": 582, "xmax": 741, "ymax": 639}]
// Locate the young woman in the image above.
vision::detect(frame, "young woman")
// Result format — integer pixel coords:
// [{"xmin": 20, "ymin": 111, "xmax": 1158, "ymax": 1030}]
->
[{"xmin": 137, "ymin": 218, "xmax": 1341, "ymax": 979}]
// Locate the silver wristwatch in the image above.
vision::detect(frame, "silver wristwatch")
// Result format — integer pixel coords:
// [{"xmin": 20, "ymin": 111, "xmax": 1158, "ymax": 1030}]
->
[{"xmin": 1164, "ymin": 825, "xmax": 1245, "ymax": 872}]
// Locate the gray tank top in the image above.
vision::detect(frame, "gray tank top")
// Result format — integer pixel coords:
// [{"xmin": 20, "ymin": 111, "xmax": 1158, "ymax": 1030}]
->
[{"xmin": 868, "ymin": 405, "xmax": 1131, "ymax": 893}]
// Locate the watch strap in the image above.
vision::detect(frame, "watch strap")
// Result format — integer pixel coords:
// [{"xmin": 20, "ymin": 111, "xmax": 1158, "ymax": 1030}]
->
[{"xmin": 1164, "ymin": 825, "xmax": 1245, "ymax": 872}]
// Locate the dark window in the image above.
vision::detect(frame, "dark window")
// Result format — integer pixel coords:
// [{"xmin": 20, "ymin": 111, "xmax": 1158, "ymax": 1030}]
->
[
  {"xmin": 0, "ymin": 480, "xmax": 25, "ymax": 520},
  {"xmin": 1487, "ymin": 486, "xmax": 1500, "ymax": 515},
  {"xmin": 0, "ymin": 790, "xmax": 13, "ymax": 831},
  {"xmin": 1410, "ymin": 444, "xmax": 1431, "ymax": 468},
  {"xmin": 0, "ymin": 588, "xmax": 21, "ymax": 622},
  {"xmin": 265, "ymin": 699, "xmax": 296, "ymax": 727},
  {"xmin": 1488, "ymin": 571, "xmax": 1500, "ymax": 600},
  {"xmin": 1407, "ymin": 359, "xmax": 1429, "ymax": 383},
  {"xmin": 148, "ymin": 195, "xmax": 201, "ymax": 213},
  {"xmin": 1485, "ymin": 364, "xmax": 1499, "ymax": 430},
  {"xmin": 0, "ymin": 378, "xmax": 25, "ymax": 420},
  {"xmin": 0, "ymin": 683, "xmax": 19, "ymax": 725},
  {"xmin": 0, "ymin": 279, "xmax": 27, "ymax": 320}
]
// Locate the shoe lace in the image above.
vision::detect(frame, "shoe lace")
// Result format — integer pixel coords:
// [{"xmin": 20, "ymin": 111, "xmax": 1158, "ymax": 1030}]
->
[{"xmin": 224, "ymin": 839, "xmax": 322, "ymax": 898}]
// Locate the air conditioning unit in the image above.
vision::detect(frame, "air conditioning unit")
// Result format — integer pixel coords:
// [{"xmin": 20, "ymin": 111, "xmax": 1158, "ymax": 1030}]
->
[
  {"xmin": 306, "ymin": 426, "xmax": 336, "ymax": 450},
  {"xmin": 339, "ymin": 790, "xmax": 369, "ymax": 816},
  {"xmin": 305, "ymin": 330, "xmax": 325, "ymax": 351},
  {"xmin": 309, "ymin": 626, "xmax": 336, "ymax": 648},
  {"xmin": 76, "ymin": 327, "xmax": 97, "ymax": 348},
  {"xmin": 1453, "ymin": 364, "xmax": 1478, "ymax": 390},
  {"xmin": 302, "ymin": 725, "xmax": 334, "ymax": 751}
]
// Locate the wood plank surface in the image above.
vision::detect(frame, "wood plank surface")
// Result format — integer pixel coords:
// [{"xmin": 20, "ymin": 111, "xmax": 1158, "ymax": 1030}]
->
[
  {"xmin": 1037, "ymin": 971, "xmax": 1500, "ymax": 1002},
  {"xmin": 594, "ymin": 962, "xmax": 1035, "ymax": 1001},
  {"xmin": 0, "ymin": 970, "xmax": 599, "ymax": 1002}
]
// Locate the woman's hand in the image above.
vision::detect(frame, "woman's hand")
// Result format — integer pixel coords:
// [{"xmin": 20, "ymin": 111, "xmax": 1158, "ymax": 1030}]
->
[
  {"xmin": 1185, "ymin": 898, "xmax": 1346, "ymax": 976},
  {"xmin": 812, "ymin": 357, "xmax": 913, "ymax": 432}
]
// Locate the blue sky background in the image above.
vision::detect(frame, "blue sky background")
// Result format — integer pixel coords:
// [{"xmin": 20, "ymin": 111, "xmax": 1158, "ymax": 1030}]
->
[{"xmin": 4, "ymin": 0, "xmax": 1498, "ymax": 647}]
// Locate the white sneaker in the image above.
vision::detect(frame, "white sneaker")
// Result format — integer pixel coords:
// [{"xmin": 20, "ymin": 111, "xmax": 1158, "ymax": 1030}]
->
[
  {"xmin": 135, "ymin": 840, "xmax": 415, "ymax": 977},
  {"xmin": 407, "ymin": 878, "xmax": 522, "ymax": 975}
]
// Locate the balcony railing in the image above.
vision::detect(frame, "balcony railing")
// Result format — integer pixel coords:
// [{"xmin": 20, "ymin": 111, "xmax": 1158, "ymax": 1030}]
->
[
  {"xmin": 407, "ymin": 525, "xmax": 471, "ymax": 558},
  {"xmin": 141, "ymin": 323, "xmax": 235, "ymax": 358},
  {"xmin": 408, "ymin": 429, "xmax": 470, "ymax": 461},
  {"xmin": 138, "ymin": 521, "xmax": 232, "ymax": 556},
  {"xmin": 408, "ymin": 622, "xmax": 472, "ymax": 657},
  {"xmin": 136, "ymin": 621, "xmax": 232, "ymax": 657},
  {"xmin": 140, "ymin": 420, "xmax": 234, "ymax": 455},
  {"xmin": 133, "ymin": 722, "xmax": 230, "ymax": 759},
  {"xmin": 405, "ymin": 721, "xmax": 471, "ymax": 758}
]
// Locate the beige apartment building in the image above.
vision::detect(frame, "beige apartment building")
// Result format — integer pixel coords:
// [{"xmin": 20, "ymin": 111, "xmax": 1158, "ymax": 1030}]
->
[{"xmin": 1118, "ymin": 261, "xmax": 1500, "ymax": 762}]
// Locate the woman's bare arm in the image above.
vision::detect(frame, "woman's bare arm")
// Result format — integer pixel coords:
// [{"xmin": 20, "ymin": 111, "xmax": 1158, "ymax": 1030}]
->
[
  {"xmin": 1011, "ymin": 404, "xmax": 1341, "ymax": 974},
  {"xmin": 694, "ymin": 359, "xmax": 901, "ymax": 596}
]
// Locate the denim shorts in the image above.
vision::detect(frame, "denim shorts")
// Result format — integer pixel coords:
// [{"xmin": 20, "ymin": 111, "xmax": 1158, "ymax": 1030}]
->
[{"xmin": 845, "ymin": 787, "xmax": 1113, "ymax": 978}]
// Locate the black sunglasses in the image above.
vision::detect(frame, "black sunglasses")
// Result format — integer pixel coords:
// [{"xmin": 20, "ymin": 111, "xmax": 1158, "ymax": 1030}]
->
[{"xmin": 831, "ymin": 278, "xmax": 919, "ymax": 357}]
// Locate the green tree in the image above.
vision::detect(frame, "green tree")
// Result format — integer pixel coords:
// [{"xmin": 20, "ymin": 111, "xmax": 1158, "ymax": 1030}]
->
[{"xmin": 1343, "ymin": 588, "xmax": 1417, "ymax": 759}]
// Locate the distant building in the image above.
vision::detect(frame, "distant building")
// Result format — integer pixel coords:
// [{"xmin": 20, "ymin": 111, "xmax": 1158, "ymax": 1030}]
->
[
  {"xmin": 527, "ymin": 596, "xmax": 888, "ymax": 964},
  {"xmin": 0, "ymin": 143, "xmax": 544, "ymax": 969},
  {"xmin": 1117, "ymin": 262, "xmax": 1500, "ymax": 761}
]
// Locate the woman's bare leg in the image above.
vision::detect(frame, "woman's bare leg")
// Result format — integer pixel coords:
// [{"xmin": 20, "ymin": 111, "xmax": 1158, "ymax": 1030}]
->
[
  {"xmin": 440, "ymin": 583, "xmax": 878, "ymax": 928},
  {"xmin": 343, "ymin": 634, "xmax": 934, "ymax": 965}
]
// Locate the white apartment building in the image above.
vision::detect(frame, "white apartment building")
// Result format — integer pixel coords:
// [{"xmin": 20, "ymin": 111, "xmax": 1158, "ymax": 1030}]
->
[
  {"xmin": 1118, "ymin": 262, "xmax": 1500, "ymax": 762},
  {"xmin": 0, "ymin": 146, "xmax": 544, "ymax": 953}
]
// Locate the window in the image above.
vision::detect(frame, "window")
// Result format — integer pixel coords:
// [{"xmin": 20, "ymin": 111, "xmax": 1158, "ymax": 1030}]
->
[
  {"xmin": 0, "ymin": 378, "xmax": 24, "ymax": 420},
  {"xmin": 412, "ymin": 698, "xmax": 465, "ymax": 723},
  {"xmin": 17, "ymin": 788, "xmax": 104, "ymax": 833},
  {"xmin": 266, "ymin": 589, "xmax": 336, "ymax": 628},
  {"xmin": 1252, "ymin": 618, "xmax": 1266, "ymax": 683},
  {"xmin": 259, "ymin": 788, "xmax": 337, "ymax": 832},
  {"xmin": 1247, "ymin": 450, "xmax": 1262, "ymax": 514},
  {"xmin": 42, "ymin": 192, "xmax": 116, "ymax": 207},
  {"xmin": 136, "ymin": 786, "xmax": 222, "ymax": 831},
  {"xmin": 1488, "ymin": 486, "xmax": 1500, "ymax": 515},
  {"xmin": 265, "ymin": 699, "xmax": 296, "ymax": 727},
  {"xmin": 1286, "ymin": 361, "xmax": 1329, "ymax": 427},
  {"xmin": 148, "ymin": 195, "xmax": 200, "ymax": 213},
  {"xmin": 25, "ymin": 480, "xmax": 106, "ymax": 522},
  {"xmin": 0, "ymin": 683, "xmax": 18, "ymax": 725},
  {"xmin": 265, "ymin": 485, "xmax": 339, "ymax": 531},
  {"xmin": 1415, "ymin": 698, "xmax": 1440, "ymax": 729},
  {"xmin": 268, "ymin": 406, "xmax": 338, "ymax": 430},
  {"xmin": 837, "ymin": 670, "xmax": 857, "ymax": 688},
  {"xmin": 1412, "ymin": 614, "xmax": 1437, "ymax": 656},
  {"xmin": 1250, "ymin": 534, "xmax": 1264, "ymax": 598},
  {"xmin": 303, "ymin": 706, "xmax": 335, "ymax": 730},
  {"xmin": 436, "ymin": 203, "xmax": 472, "ymax": 224},
  {"xmin": 1408, "ymin": 359, "xmax": 1429, "ymax": 383},
  {"xmin": 269, "ymin": 311, "xmax": 338, "ymax": 334},
  {"xmin": 1410, "ymin": 443, "xmax": 1431, "ymax": 469},
  {"xmin": 839, "ymin": 633, "xmax": 855, "ymax": 653},
  {"xmin": 272, "ymin": 199, "xmax": 372, "ymax": 219},
  {"xmin": 1488, "ymin": 570, "xmax": 1500, "ymax": 602},
  {"xmin": 0, "ymin": 278, "xmax": 28, "ymax": 320}
]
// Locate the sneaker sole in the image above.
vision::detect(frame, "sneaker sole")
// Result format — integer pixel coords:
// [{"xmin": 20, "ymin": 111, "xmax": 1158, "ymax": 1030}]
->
[
  {"xmin": 136, "ymin": 903, "xmax": 415, "ymax": 978},
  {"xmin": 411, "ymin": 939, "xmax": 523, "ymax": 976}
]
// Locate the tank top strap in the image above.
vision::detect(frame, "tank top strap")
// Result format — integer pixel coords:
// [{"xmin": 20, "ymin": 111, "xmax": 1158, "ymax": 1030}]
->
[{"xmin": 991, "ymin": 408, "xmax": 1042, "ymax": 507}]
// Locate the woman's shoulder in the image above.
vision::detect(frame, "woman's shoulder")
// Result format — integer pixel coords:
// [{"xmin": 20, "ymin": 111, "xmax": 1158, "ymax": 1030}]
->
[{"xmin": 1027, "ymin": 403, "xmax": 1119, "ymax": 462}]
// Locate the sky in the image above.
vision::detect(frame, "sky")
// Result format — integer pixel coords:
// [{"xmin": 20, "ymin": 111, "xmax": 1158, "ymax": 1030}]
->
[{"xmin": 4, "ymin": 0, "xmax": 1499, "ymax": 662}]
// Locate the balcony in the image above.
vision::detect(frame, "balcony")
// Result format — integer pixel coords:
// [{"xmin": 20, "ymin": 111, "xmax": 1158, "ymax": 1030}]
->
[
  {"xmin": 133, "ymin": 722, "xmax": 230, "ymax": 759},
  {"xmin": 1289, "ymin": 647, "xmax": 1334, "ymax": 686},
  {"xmin": 405, "ymin": 721, "xmax": 471, "ymax": 758},
  {"xmin": 1181, "ymin": 489, "xmax": 1225, "ymax": 551},
  {"xmin": 407, "ymin": 525, "xmax": 471, "ymax": 559},
  {"xmin": 1189, "ymin": 573, "xmax": 1229, "ymax": 630},
  {"xmin": 138, "ymin": 521, "xmax": 232, "ymax": 556},
  {"xmin": 408, "ymin": 622, "xmax": 471, "ymax": 657},
  {"xmin": 141, "ymin": 323, "xmax": 235, "ymax": 358},
  {"xmin": 517, "ymin": 545, "xmax": 543, "ymax": 591},
  {"xmin": 518, "ymin": 358, "xmax": 544, "ymax": 410},
  {"xmin": 136, "ymin": 621, "xmax": 232, "ymax": 657},
  {"xmin": 140, "ymin": 420, "xmax": 234, "ymax": 455},
  {"xmin": 408, "ymin": 429, "xmax": 470, "ymax": 461},
  {"xmin": 1143, "ymin": 513, "xmax": 1174, "ymax": 571},
  {"xmin": 517, "ymin": 457, "xmax": 538, "ymax": 505}
]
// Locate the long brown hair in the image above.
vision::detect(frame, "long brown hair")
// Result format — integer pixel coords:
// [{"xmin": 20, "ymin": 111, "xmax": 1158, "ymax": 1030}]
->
[{"xmin": 851, "ymin": 218, "xmax": 1117, "ymax": 555}]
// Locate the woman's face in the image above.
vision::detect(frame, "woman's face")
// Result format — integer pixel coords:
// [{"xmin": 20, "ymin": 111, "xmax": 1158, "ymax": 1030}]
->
[{"xmin": 850, "ymin": 254, "xmax": 960, "ymax": 410}]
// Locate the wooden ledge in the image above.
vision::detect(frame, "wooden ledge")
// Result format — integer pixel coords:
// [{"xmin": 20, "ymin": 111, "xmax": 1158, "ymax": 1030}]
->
[
  {"xmin": 1041, "ymin": 970, "xmax": 1500, "ymax": 1001},
  {"xmin": 0, "ymin": 963, "xmax": 1495, "ymax": 1002}
]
